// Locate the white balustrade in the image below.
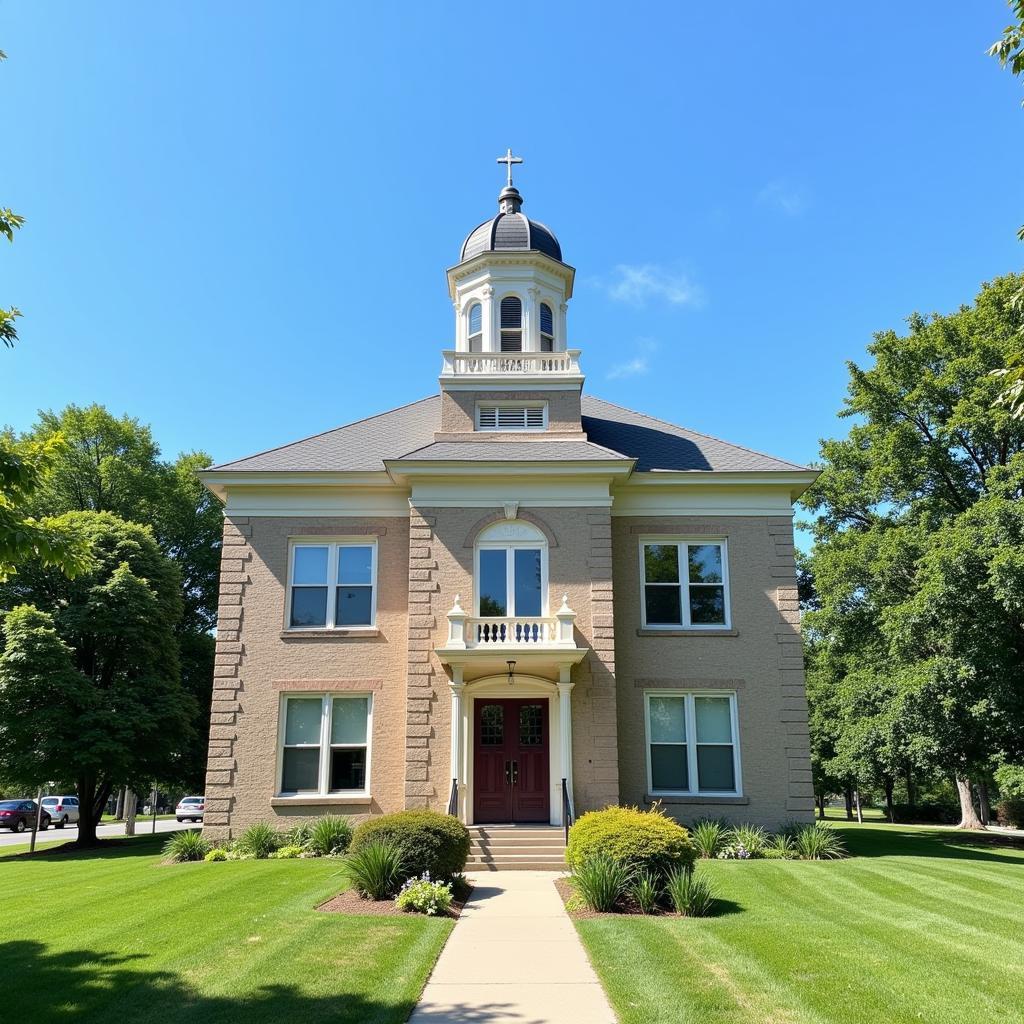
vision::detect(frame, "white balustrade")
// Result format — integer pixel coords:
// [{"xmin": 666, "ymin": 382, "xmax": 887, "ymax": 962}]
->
[
  {"xmin": 444, "ymin": 594, "xmax": 578, "ymax": 651},
  {"xmin": 441, "ymin": 349, "xmax": 581, "ymax": 377}
]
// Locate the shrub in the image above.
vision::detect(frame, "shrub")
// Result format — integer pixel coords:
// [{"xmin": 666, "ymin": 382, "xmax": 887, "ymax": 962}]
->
[
  {"xmin": 235, "ymin": 821, "xmax": 284, "ymax": 859},
  {"xmin": 307, "ymin": 815, "xmax": 353, "ymax": 857},
  {"xmin": 727, "ymin": 823, "xmax": 768, "ymax": 856},
  {"xmin": 572, "ymin": 852, "xmax": 633, "ymax": 912},
  {"xmin": 762, "ymin": 833, "xmax": 798, "ymax": 859},
  {"xmin": 997, "ymin": 797, "xmax": 1024, "ymax": 828},
  {"xmin": 347, "ymin": 839, "xmax": 404, "ymax": 900},
  {"xmin": 690, "ymin": 818, "xmax": 728, "ymax": 859},
  {"xmin": 204, "ymin": 847, "xmax": 229, "ymax": 862},
  {"xmin": 286, "ymin": 821, "xmax": 315, "ymax": 849},
  {"xmin": 566, "ymin": 806, "xmax": 696, "ymax": 883},
  {"xmin": 630, "ymin": 869, "xmax": 659, "ymax": 914},
  {"xmin": 164, "ymin": 829, "xmax": 210, "ymax": 863},
  {"xmin": 396, "ymin": 874, "xmax": 454, "ymax": 916},
  {"xmin": 891, "ymin": 801, "xmax": 959, "ymax": 824},
  {"xmin": 666, "ymin": 866, "xmax": 716, "ymax": 917},
  {"xmin": 793, "ymin": 822, "xmax": 846, "ymax": 860},
  {"xmin": 350, "ymin": 810, "xmax": 469, "ymax": 879},
  {"xmin": 269, "ymin": 844, "xmax": 303, "ymax": 859}
]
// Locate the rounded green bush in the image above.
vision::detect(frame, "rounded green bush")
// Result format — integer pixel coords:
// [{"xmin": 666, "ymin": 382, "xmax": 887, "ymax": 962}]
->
[
  {"xmin": 349, "ymin": 810, "xmax": 470, "ymax": 879},
  {"xmin": 566, "ymin": 805, "xmax": 696, "ymax": 880}
]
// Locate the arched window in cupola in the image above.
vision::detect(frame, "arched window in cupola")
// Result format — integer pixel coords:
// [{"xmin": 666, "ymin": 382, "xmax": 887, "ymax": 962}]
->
[
  {"xmin": 500, "ymin": 296, "xmax": 522, "ymax": 352},
  {"xmin": 539, "ymin": 303, "xmax": 554, "ymax": 352},
  {"xmin": 467, "ymin": 302, "xmax": 483, "ymax": 352}
]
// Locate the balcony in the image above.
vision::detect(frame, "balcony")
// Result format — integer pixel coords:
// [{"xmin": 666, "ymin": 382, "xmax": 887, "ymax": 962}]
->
[
  {"xmin": 442, "ymin": 595, "xmax": 578, "ymax": 651},
  {"xmin": 440, "ymin": 349, "xmax": 582, "ymax": 380}
]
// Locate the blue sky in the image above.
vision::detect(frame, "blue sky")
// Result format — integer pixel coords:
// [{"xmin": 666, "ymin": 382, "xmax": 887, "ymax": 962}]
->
[{"xmin": 2, "ymin": 3, "xmax": 1022, "ymax": 479}]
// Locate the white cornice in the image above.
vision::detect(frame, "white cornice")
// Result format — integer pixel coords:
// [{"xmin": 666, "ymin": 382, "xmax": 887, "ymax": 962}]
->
[{"xmin": 445, "ymin": 251, "xmax": 576, "ymax": 300}]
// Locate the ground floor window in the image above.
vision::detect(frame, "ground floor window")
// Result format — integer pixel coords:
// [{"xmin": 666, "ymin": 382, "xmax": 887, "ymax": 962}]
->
[
  {"xmin": 644, "ymin": 691, "xmax": 740, "ymax": 795},
  {"xmin": 279, "ymin": 693, "xmax": 371, "ymax": 795}
]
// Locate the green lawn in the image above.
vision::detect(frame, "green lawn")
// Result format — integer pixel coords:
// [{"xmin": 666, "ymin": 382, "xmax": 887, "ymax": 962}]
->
[
  {"xmin": 1, "ymin": 834, "xmax": 451, "ymax": 1023},
  {"xmin": 577, "ymin": 822, "xmax": 1024, "ymax": 1024}
]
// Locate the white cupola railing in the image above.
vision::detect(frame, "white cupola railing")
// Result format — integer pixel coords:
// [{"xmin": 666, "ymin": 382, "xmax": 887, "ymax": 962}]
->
[{"xmin": 441, "ymin": 349, "xmax": 581, "ymax": 378}]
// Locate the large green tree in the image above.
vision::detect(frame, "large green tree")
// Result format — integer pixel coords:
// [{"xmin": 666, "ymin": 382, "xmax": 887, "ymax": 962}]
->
[
  {"xmin": 803, "ymin": 273, "xmax": 1024, "ymax": 828},
  {"xmin": 0, "ymin": 512, "xmax": 197, "ymax": 844}
]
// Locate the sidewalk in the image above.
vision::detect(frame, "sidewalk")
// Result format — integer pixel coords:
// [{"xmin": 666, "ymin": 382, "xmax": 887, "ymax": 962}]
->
[{"xmin": 409, "ymin": 871, "xmax": 616, "ymax": 1023}]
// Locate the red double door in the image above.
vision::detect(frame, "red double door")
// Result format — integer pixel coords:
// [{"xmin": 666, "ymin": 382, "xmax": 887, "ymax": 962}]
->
[{"xmin": 473, "ymin": 698, "xmax": 550, "ymax": 823}]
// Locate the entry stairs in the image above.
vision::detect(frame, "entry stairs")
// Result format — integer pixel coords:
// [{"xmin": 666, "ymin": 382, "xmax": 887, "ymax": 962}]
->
[{"xmin": 465, "ymin": 824, "xmax": 567, "ymax": 871}]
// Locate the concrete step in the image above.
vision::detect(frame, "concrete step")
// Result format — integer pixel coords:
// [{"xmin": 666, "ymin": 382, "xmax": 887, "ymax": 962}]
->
[
  {"xmin": 466, "ymin": 856, "xmax": 567, "ymax": 871},
  {"xmin": 471, "ymin": 843, "xmax": 565, "ymax": 856}
]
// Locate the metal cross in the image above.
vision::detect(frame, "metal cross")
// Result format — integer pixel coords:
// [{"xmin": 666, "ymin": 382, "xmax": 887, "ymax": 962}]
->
[{"xmin": 496, "ymin": 148, "xmax": 523, "ymax": 187}]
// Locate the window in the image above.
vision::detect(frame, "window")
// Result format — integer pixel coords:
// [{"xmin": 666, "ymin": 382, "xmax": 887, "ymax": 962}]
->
[
  {"xmin": 499, "ymin": 296, "xmax": 522, "ymax": 351},
  {"xmin": 475, "ymin": 521, "xmax": 547, "ymax": 620},
  {"xmin": 279, "ymin": 693, "xmax": 371, "ymax": 795},
  {"xmin": 467, "ymin": 302, "xmax": 482, "ymax": 352},
  {"xmin": 645, "ymin": 692, "xmax": 740, "ymax": 795},
  {"xmin": 640, "ymin": 540, "xmax": 729, "ymax": 628},
  {"xmin": 476, "ymin": 402, "xmax": 547, "ymax": 431},
  {"xmin": 539, "ymin": 302, "xmax": 554, "ymax": 352},
  {"xmin": 288, "ymin": 541, "xmax": 376, "ymax": 629}
]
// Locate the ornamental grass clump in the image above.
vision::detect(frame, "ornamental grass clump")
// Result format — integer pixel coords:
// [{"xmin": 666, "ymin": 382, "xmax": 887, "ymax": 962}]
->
[
  {"xmin": 793, "ymin": 822, "xmax": 847, "ymax": 860},
  {"xmin": 762, "ymin": 832, "xmax": 799, "ymax": 860},
  {"xmin": 235, "ymin": 821, "xmax": 284, "ymax": 859},
  {"xmin": 690, "ymin": 818, "xmax": 729, "ymax": 859},
  {"xmin": 164, "ymin": 829, "xmax": 211, "ymax": 863},
  {"xmin": 572, "ymin": 853, "xmax": 633, "ymax": 912},
  {"xmin": 666, "ymin": 866, "xmax": 716, "ymax": 917},
  {"xmin": 346, "ymin": 839, "xmax": 404, "ymax": 900},
  {"xmin": 306, "ymin": 814, "xmax": 353, "ymax": 857},
  {"xmin": 396, "ymin": 873, "xmax": 454, "ymax": 916},
  {"xmin": 630, "ymin": 869, "xmax": 660, "ymax": 915},
  {"xmin": 725, "ymin": 823, "xmax": 768, "ymax": 858},
  {"xmin": 350, "ymin": 810, "xmax": 469, "ymax": 879}
]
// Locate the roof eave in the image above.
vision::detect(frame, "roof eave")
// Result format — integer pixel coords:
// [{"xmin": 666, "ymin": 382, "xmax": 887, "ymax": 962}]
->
[
  {"xmin": 383, "ymin": 458, "xmax": 636, "ymax": 486},
  {"xmin": 624, "ymin": 468, "xmax": 820, "ymax": 502},
  {"xmin": 199, "ymin": 469, "xmax": 395, "ymax": 502}
]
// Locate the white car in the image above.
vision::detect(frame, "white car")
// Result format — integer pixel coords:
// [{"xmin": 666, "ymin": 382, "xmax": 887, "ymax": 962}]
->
[
  {"xmin": 40, "ymin": 796, "xmax": 80, "ymax": 828},
  {"xmin": 175, "ymin": 796, "xmax": 205, "ymax": 822}
]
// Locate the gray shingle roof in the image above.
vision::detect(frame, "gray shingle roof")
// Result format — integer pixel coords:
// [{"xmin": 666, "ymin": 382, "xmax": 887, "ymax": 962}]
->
[{"xmin": 206, "ymin": 393, "xmax": 809, "ymax": 475}]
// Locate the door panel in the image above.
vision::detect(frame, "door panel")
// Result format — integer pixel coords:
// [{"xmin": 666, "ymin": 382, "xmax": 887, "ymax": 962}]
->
[{"xmin": 473, "ymin": 698, "xmax": 550, "ymax": 824}]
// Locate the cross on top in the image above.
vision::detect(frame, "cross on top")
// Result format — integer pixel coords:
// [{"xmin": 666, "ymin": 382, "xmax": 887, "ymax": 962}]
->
[{"xmin": 496, "ymin": 148, "xmax": 523, "ymax": 187}]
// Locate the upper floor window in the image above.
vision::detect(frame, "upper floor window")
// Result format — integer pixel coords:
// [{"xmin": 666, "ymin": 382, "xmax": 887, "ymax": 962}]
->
[
  {"xmin": 467, "ymin": 302, "xmax": 482, "ymax": 352},
  {"xmin": 475, "ymin": 520, "xmax": 547, "ymax": 619},
  {"xmin": 500, "ymin": 296, "xmax": 522, "ymax": 352},
  {"xmin": 540, "ymin": 302, "xmax": 554, "ymax": 352},
  {"xmin": 279, "ymin": 693, "xmax": 371, "ymax": 796},
  {"xmin": 640, "ymin": 539, "xmax": 730, "ymax": 629},
  {"xmin": 477, "ymin": 402, "xmax": 547, "ymax": 431},
  {"xmin": 288, "ymin": 541, "xmax": 376, "ymax": 629}
]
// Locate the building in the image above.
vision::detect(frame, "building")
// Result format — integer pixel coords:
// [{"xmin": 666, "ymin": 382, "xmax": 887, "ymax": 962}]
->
[{"xmin": 199, "ymin": 157, "xmax": 817, "ymax": 845}]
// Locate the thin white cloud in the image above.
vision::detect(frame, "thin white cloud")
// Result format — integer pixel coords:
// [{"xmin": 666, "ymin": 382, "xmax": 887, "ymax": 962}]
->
[
  {"xmin": 603, "ymin": 264, "xmax": 704, "ymax": 308},
  {"xmin": 757, "ymin": 180, "xmax": 807, "ymax": 216},
  {"xmin": 607, "ymin": 356, "xmax": 650, "ymax": 380}
]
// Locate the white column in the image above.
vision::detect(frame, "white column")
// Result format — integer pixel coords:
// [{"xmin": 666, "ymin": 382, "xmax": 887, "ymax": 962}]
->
[
  {"xmin": 557, "ymin": 666, "xmax": 575, "ymax": 812},
  {"xmin": 449, "ymin": 668, "xmax": 465, "ymax": 818},
  {"xmin": 453, "ymin": 299, "xmax": 463, "ymax": 351},
  {"xmin": 559, "ymin": 302, "xmax": 568, "ymax": 352},
  {"xmin": 483, "ymin": 285, "xmax": 497, "ymax": 352},
  {"xmin": 526, "ymin": 286, "xmax": 540, "ymax": 351}
]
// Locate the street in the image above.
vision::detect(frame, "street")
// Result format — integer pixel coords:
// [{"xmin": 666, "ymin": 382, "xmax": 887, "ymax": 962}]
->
[{"xmin": 0, "ymin": 816, "xmax": 193, "ymax": 849}]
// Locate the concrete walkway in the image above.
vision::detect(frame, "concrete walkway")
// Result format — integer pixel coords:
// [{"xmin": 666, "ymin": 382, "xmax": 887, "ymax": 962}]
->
[{"xmin": 409, "ymin": 871, "xmax": 617, "ymax": 1023}]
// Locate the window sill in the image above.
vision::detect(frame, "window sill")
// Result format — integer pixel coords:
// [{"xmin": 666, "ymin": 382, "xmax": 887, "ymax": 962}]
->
[
  {"xmin": 637, "ymin": 628, "xmax": 738, "ymax": 637},
  {"xmin": 281, "ymin": 628, "xmax": 380, "ymax": 640},
  {"xmin": 271, "ymin": 794, "xmax": 373, "ymax": 806},
  {"xmin": 645, "ymin": 794, "xmax": 749, "ymax": 806}
]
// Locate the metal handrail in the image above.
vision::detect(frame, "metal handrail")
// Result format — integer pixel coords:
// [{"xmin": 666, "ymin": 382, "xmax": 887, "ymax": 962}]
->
[
  {"xmin": 561, "ymin": 777, "xmax": 574, "ymax": 845},
  {"xmin": 447, "ymin": 778, "xmax": 458, "ymax": 817}
]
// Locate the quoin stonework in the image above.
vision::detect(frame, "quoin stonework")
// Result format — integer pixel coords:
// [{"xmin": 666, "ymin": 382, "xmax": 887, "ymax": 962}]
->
[{"xmin": 199, "ymin": 156, "xmax": 818, "ymax": 843}]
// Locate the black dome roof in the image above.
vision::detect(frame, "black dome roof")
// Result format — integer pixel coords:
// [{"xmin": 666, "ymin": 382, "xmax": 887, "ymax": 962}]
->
[{"xmin": 459, "ymin": 185, "xmax": 562, "ymax": 263}]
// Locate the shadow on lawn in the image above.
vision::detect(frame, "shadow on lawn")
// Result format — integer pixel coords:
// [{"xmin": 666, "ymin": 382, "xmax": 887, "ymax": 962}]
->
[
  {"xmin": 840, "ymin": 825, "xmax": 1024, "ymax": 865},
  {"xmin": 0, "ymin": 940, "xmax": 439, "ymax": 1024},
  {"xmin": 9, "ymin": 833, "xmax": 170, "ymax": 862}
]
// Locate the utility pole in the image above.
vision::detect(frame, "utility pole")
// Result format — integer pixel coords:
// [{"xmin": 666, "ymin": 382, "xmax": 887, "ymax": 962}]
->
[
  {"xmin": 30, "ymin": 786, "xmax": 43, "ymax": 853},
  {"xmin": 150, "ymin": 784, "xmax": 158, "ymax": 834}
]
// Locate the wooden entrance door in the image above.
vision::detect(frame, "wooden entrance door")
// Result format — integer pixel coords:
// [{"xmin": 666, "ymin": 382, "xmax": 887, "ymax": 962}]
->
[{"xmin": 473, "ymin": 698, "xmax": 550, "ymax": 823}]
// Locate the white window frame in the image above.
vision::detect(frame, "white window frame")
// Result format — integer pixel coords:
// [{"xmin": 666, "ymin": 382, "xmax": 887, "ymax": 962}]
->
[
  {"xmin": 643, "ymin": 690, "xmax": 742, "ymax": 797},
  {"xmin": 475, "ymin": 401, "xmax": 548, "ymax": 432},
  {"xmin": 474, "ymin": 527, "xmax": 549, "ymax": 617},
  {"xmin": 277, "ymin": 692, "xmax": 373, "ymax": 798},
  {"xmin": 466, "ymin": 301, "xmax": 483, "ymax": 351},
  {"xmin": 286, "ymin": 538, "xmax": 378, "ymax": 631},
  {"xmin": 638, "ymin": 537, "xmax": 731, "ymax": 629},
  {"xmin": 539, "ymin": 301, "xmax": 555, "ymax": 352}
]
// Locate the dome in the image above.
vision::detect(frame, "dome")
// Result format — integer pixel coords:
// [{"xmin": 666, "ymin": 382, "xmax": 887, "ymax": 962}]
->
[{"xmin": 459, "ymin": 185, "xmax": 563, "ymax": 263}]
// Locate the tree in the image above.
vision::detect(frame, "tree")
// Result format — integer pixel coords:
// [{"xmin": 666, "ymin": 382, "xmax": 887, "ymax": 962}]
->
[
  {"xmin": 803, "ymin": 274, "xmax": 1024, "ymax": 828},
  {"xmin": 0, "ymin": 512, "xmax": 197, "ymax": 844},
  {"xmin": 1, "ymin": 52, "xmax": 25, "ymax": 349}
]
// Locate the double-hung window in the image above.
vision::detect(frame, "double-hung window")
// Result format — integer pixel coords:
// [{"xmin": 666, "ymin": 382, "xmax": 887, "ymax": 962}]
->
[
  {"xmin": 279, "ymin": 693, "xmax": 372, "ymax": 795},
  {"xmin": 288, "ymin": 541, "xmax": 376, "ymax": 629},
  {"xmin": 646, "ymin": 692, "xmax": 740, "ymax": 795},
  {"xmin": 640, "ymin": 539, "xmax": 730, "ymax": 628}
]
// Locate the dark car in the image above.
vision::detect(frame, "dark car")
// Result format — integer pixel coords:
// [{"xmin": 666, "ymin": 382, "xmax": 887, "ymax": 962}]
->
[{"xmin": 0, "ymin": 800, "xmax": 51, "ymax": 833}]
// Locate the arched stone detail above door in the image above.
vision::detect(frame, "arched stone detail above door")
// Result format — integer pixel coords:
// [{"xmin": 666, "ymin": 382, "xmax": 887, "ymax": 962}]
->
[{"xmin": 462, "ymin": 508, "xmax": 559, "ymax": 549}]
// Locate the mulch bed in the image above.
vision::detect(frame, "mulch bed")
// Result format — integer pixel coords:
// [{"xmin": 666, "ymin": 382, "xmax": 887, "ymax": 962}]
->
[
  {"xmin": 317, "ymin": 885, "xmax": 472, "ymax": 919},
  {"xmin": 553, "ymin": 876, "xmax": 676, "ymax": 919}
]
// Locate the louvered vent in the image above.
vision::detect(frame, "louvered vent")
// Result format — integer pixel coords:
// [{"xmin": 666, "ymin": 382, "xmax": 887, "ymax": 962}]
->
[{"xmin": 477, "ymin": 404, "xmax": 547, "ymax": 431}]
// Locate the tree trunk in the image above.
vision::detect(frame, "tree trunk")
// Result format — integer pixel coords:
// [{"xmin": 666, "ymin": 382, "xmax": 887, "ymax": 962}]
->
[
  {"xmin": 114, "ymin": 787, "xmax": 125, "ymax": 820},
  {"xmin": 75, "ymin": 775, "xmax": 103, "ymax": 846},
  {"xmin": 124, "ymin": 789, "xmax": 137, "ymax": 836},
  {"xmin": 844, "ymin": 788, "xmax": 854, "ymax": 821},
  {"xmin": 978, "ymin": 782, "xmax": 991, "ymax": 825},
  {"xmin": 905, "ymin": 768, "xmax": 916, "ymax": 815},
  {"xmin": 956, "ymin": 776, "xmax": 986, "ymax": 829},
  {"xmin": 817, "ymin": 791, "xmax": 826, "ymax": 820},
  {"xmin": 854, "ymin": 789, "xmax": 863, "ymax": 824},
  {"xmin": 884, "ymin": 778, "xmax": 895, "ymax": 823}
]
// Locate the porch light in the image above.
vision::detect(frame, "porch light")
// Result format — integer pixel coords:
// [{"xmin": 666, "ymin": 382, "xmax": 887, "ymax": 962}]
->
[{"xmin": 506, "ymin": 660, "xmax": 517, "ymax": 686}]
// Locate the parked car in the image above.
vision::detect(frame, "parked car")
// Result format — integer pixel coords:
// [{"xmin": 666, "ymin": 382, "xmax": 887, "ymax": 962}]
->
[
  {"xmin": 0, "ymin": 800, "xmax": 51, "ymax": 833},
  {"xmin": 40, "ymin": 796, "xmax": 80, "ymax": 829},
  {"xmin": 175, "ymin": 796, "xmax": 205, "ymax": 822}
]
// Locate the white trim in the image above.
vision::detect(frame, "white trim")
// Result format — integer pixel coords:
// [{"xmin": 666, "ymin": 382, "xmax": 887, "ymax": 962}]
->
[
  {"xmin": 643, "ymin": 690, "xmax": 742, "ymax": 798},
  {"xmin": 276, "ymin": 691, "xmax": 373, "ymax": 799},
  {"xmin": 285, "ymin": 538, "xmax": 378, "ymax": 631},
  {"xmin": 474, "ymin": 521, "xmax": 549, "ymax": 618},
  {"xmin": 638, "ymin": 537, "xmax": 732, "ymax": 630}
]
